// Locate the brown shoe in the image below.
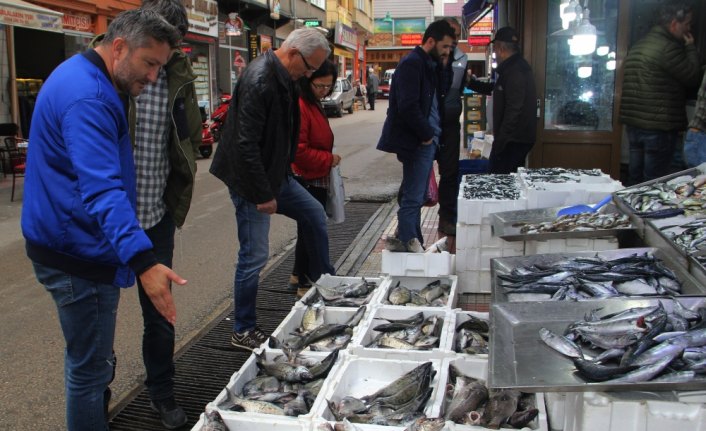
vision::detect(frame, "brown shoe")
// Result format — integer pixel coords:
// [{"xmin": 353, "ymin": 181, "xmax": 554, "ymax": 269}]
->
[
  {"xmin": 296, "ymin": 285, "xmax": 311, "ymax": 299},
  {"xmin": 288, "ymin": 274, "xmax": 300, "ymax": 292}
]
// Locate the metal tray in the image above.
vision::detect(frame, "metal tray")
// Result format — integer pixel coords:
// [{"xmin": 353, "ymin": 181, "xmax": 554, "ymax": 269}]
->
[
  {"xmin": 488, "ymin": 297, "xmax": 706, "ymax": 392},
  {"xmin": 490, "ymin": 247, "xmax": 706, "ymax": 304},
  {"xmin": 688, "ymin": 250, "xmax": 706, "ymax": 290},
  {"xmin": 613, "ymin": 164, "xmax": 706, "ymax": 238},
  {"xmin": 643, "ymin": 214, "xmax": 700, "ymax": 271},
  {"xmin": 490, "ymin": 203, "xmax": 633, "ymax": 242}
]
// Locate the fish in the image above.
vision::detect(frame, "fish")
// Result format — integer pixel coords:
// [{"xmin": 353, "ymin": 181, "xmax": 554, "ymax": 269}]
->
[
  {"xmin": 404, "ymin": 417, "xmax": 446, "ymax": 431},
  {"xmin": 199, "ymin": 410, "xmax": 229, "ymax": 431},
  {"xmin": 444, "ymin": 380, "xmax": 488, "ymax": 422},
  {"xmin": 362, "ymin": 362, "xmax": 434, "ymax": 403},
  {"xmin": 219, "ymin": 389, "xmax": 286, "ymax": 415},
  {"xmin": 539, "ymin": 327, "xmax": 583, "ymax": 358},
  {"xmin": 255, "ymin": 352, "xmax": 313, "ymax": 383},
  {"xmin": 508, "ymin": 408, "xmax": 539, "ymax": 429},
  {"xmin": 241, "ymin": 375, "xmax": 281, "ymax": 397},
  {"xmin": 572, "ymin": 358, "xmax": 638, "ymax": 382},
  {"xmin": 388, "ymin": 285, "xmax": 412, "ymax": 305},
  {"xmin": 482, "ymin": 389, "xmax": 521, "ymax": 429},
  {"xmin": 604, "ymin": 355, "xmax": 674, "ymax": 383},
  {"xmin": 308, "ymin": 349, "xmax": 340, "ymax": 380},
  {"xmin": 302, "ymin": 298, "xmax": 326, "ymax": 332},
  {"xmin": 283, "ymin": 390, "xmax": 310, "ymax": 416}
]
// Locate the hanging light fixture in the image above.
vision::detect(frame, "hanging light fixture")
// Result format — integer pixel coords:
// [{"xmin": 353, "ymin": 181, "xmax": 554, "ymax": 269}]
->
[
  {"xmin": 383, "ymin": 12, "xmax": 393, "ymax": 23},
  {"xmin": 606, "ymin": 51, "xmax": 616, "ymax": 70},
  {"xmin": 559, "ymin": 0, "xmax": 570, "ymax": 29},
  {"xmin": 561, "ymin": 0, "xmax": 580, "ymax": 29},
  {"xmin": 578, "ymin": 65, "xmax": 593, "ymax": 78},
  {"xmin": 570, "ymin": 8, "xmax": 597, "ymax": 56},
  {"xmin": 596, "ymin": 45, "xmax": 610, "ymax": 56}
]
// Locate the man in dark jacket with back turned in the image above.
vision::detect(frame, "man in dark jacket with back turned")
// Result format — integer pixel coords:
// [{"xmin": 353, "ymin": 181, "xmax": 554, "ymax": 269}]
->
[
  {"xmin": 467, "ymin": 27, "xmax": 536, "ymax": 174},
  {"xmin": 377, "ymin": 20, "xmax": 455, "ymax": 251},
  {"xmin": 210, "ymin": 28, "xmax": 335, "ymax": 351},
  {"xmin": 620, "ymin": 1, "xmax": 701, "ymax": 185}
]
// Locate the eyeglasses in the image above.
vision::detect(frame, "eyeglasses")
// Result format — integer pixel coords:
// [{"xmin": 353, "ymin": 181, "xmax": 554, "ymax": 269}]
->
[
  {"xmin": 311, "ymin": 83, "xmax": 333, "ymax": 90},
  {"xmin": 297, "ymin": 51, "xmax": 318, "ymax": 72}
]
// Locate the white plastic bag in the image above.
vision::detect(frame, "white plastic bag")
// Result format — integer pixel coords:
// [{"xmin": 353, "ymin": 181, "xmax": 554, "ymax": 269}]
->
[{"xmin": 326, "ymin": 165, "xmax": 345, "ymax": 224}]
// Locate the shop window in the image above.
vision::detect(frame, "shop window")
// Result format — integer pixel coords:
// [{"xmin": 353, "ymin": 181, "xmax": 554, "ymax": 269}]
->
[{"xmin": 543, "ymin": 0, "xmax": 619, "ymax": 131}]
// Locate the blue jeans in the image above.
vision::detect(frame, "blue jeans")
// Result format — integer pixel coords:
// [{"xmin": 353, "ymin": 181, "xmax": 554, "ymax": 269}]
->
[
  {"xmin": 684, "ymin": 129, "xmax": 706, "ymax": 168},
  {"xmin": 627, "ymin": 126, "xmax": 678, "ymax": 185},
  {"xmin": 33, "ymin": 262, "xmax": 119, "ymax": 431},
  {"xmin": 230, "ymin": 176, "xmax": 334, "ymax": 333},
  {"xmin": 398, "ymin": 142, "xmax": 437, "ymax": 245},
  {"xmin": 136, "ymin": 214, "xmax": 176, "ymax": 402}
]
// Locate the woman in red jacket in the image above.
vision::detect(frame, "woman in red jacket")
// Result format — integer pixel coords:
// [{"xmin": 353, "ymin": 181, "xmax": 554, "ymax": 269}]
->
[{"xmin": 289, "ymin": 60, "xmax": 342, "ymax": 297}]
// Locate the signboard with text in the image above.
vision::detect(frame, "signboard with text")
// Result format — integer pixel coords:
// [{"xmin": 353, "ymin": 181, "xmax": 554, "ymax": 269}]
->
[
  {"xmin": 186, "ymin": 0, "xmax": 218, "ymax": 38},
  {"xmin": 469, "ymin": 13, "xmax": 493, "ymax": 36},
  {"xmin": 334, "ymin": 22, "xmax": 357, "ymax": 51},
  {"xmin": 400, "ymin": 33, "xmax": 422, "ymax": 46},
  {"xmin": 0, "ymin": 5, "xmax": 62, "ymax": 33}
]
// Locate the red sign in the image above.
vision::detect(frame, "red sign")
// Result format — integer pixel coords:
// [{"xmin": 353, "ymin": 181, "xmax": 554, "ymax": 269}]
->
[
  {"xmin": 62, "ymin": 12, "xmax": 93, "ymax": 33},
  {"xmin": 468, "ymin": 36, "xmax": 491, "ymax": 46},
  {"xmin": 400, "ymin": 33, "xmax": 422, "ymax": 46}
]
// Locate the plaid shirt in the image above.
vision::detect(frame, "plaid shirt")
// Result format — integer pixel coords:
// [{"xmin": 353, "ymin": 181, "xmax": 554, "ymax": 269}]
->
[
  {"xmin": 134, "ymin": 69, "xmax": 170, "ymax": 229},
  {"xmin": 690, "ymin": 72, "xmax": 706, "ymax": 132}
]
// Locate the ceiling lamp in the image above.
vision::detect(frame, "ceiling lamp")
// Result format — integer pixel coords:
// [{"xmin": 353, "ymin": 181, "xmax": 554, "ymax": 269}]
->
[
  {"xmin": 578, "ymin": 65, "xmax": 593, "ymax": 78},
  {"xmin": 561, "ymin": 0, "xmax": 579, "ymax": 29},
  {"xmin": 383, "ymin": 12, "xmax": 393, "ymax": 23},
  {"xmin": 596, "ymin": 45, "xmax": 610, "ymax": 56},
  {"xmin": 570, "ymin": 8, "xmax": 597, "ymax": 56},
  {"xmin": 606, "ymin": 51, "xmax": 616, "ymax": 71}
]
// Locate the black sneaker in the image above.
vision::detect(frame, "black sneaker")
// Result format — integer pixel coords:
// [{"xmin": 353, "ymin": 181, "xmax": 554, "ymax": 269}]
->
[
  {"xmin": 150, "ymin": 396, "xmax": 187, "ymax": 430},
  {"xmin": 231, "ymin": 326, "xmax": 268, "ymax": 351}
]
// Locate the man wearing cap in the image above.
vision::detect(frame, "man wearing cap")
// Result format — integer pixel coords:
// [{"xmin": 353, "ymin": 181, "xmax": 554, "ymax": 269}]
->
[{"xmin": 467, "ymin": 26, "xmax": 537, "ymax": 174}]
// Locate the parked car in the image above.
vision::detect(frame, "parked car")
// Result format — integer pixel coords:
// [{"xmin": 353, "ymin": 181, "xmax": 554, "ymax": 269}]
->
[
  {"xmin": 322, "ymin": 77, "xmax": 356, "ymax": 117},
  {"xmin": 377, "ymin": 69, "xmax": 395, "ymax": 98}
]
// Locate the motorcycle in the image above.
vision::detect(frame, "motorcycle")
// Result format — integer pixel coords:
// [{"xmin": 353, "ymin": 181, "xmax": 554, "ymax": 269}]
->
[
  {"xmin": 198, "ymin": 105, "xmax": 214, "ymax": 158},
  {"xmin": 208, "ymin": 94, "xmax": 231, "ymax": 143}
]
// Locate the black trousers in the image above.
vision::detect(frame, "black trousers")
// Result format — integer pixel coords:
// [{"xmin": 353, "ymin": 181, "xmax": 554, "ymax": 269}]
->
[
  {"xmin": 489, "ymin": 141, "xmax": 534, "ymax": 174},
  {"xmin": 437, "ymin": 120, "xmax": 461, "ymax": 224},
  {"xmin": 293, "ymin": 182, "xmax": 328, "ymax": 282},
  {"xmin": 367, "ymin": 92, "xmax": 376, "ymax": 110}
]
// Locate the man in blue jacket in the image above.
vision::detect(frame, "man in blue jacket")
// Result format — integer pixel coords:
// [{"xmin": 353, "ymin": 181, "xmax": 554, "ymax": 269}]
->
[
  {"xmin": 21, "ymin": 10, "xmax": 185, "ymax": 431},
  {"xmin": 377, "ymin": 20, "xmax": 455, "ymax": 251}
]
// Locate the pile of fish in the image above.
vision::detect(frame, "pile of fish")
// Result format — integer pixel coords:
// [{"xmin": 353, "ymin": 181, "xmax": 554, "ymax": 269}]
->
[
  {"xmin": 443, "ymin": 364, "xmax": 539, "ymax": 429},
  {"xmin": 364, "ymin": 311, "xmax": 444, "ymax": 351},
  {"xmin": 317, "ymin": 416, "xmax": 445, "ymax": 431},
  {"xmin": 325, "ymin": 362, "xmax": 436, "ymax": 427},
  {"xmin": 517, "ymin": 212, "xmax": 630, "ymax": 234},
  {"xmin": 660, "ymin": 218, "xmax": 706, "ymax": 254},
  {"xmin": 539, "ymin": 299, "xmax": 706, "ymax": 384},
  {"xmin": 462, "ymin": 174, "xmax": 521, "ymax": 201},
  {"xmin": 519, "ymin": 167, "xmax": 603, "ymax": 185},
  {"xmin": 198, "ymin": 409, "xmax": 229, "ymax": 431},
  {"xmin": 305, "ymin": 277, "xmax": 378, "ymax": 307},
  {"xmin": 269, "ymin": 299, "xmax": 366, "ymax": 358},
  {"xmin": 499, "ymin": 252, "xmax": 683, "ymax": 301},
  {"xmin": 382, "ymin": 279, "xmax": 451, "ymax": 307},
  {"xmin": 455, "ymin": 314, "xmax": 490, "ymax": 355},
  {"xmin": 217, "ymin": 350, "xmax": 339, "ymax": 416},
  {"xmin": 615, "ymin": 173, "xmax": 706, "ymax": 217}
]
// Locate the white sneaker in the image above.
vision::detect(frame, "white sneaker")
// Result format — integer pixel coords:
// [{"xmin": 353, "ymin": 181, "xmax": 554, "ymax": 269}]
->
[
  {"xmin": 406, "ymin": 238, "xmax": 424, "ymax": 253},
  {"xmin": 385, "ymin": 237, "xmax": 407, "ymax": 252}
]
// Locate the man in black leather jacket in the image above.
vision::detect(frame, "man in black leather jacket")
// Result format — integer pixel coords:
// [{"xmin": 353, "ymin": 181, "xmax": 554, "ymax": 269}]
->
[{"xmin": 210, "ymin": 28, "xmax": 335, "ymax": 351}]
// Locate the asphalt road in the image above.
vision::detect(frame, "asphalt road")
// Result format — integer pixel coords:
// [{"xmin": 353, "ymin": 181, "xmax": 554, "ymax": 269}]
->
[{"xmin": 0, "ymin": 99, "xmax": 399, "ymax": 430}]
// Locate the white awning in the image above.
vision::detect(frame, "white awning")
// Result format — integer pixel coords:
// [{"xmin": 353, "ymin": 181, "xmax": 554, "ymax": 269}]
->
[{"xmin": 0, "ymin": 0, "xmax": 63, "ymax": 33}]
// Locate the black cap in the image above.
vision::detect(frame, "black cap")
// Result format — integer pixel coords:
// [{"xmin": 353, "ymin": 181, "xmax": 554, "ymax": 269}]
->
[{"xmin": 491, "ymin": 27, "xmax": 519, "ymax": 43}]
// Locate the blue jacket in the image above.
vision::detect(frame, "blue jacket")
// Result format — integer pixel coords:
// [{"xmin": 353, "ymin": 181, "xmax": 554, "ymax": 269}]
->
[
  {"xmin": 22, "ymin": 51, "xmax": 155, "ymax": 287},
  {"xmin": 377, "ymin": 46, "xmax": 441, "ymax": 162}
]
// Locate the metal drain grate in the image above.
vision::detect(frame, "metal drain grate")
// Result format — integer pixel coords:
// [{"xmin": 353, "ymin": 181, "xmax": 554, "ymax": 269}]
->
[{"xmin": 108, "ymin": 201, "xmax": 384, "ymax": 430}]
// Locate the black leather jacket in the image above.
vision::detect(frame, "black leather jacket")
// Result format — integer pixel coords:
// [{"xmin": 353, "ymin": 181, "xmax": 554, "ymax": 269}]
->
[{"xmin": 210, "ymin": 50, "xmax": 300, "ymax": 204}]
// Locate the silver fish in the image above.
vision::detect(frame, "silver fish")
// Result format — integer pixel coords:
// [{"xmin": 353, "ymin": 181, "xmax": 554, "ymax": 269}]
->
[
  {"xmin": 199, "ymin": 410, "xmax": 229, "ymax": 431},
  {"xmin": 283, "ymin": 390, "xmax": 310, "ymax": 416},
  {"xmin": 255, "ymin": 353, "xmax": 313, "ymax": 382},
  {"xmin": 219, "ymin": 389, "xmax": 286, "ymax": 415},
  {"xmin": 539, "ymin": 327, "xmax": 583, "ymax": 358}
]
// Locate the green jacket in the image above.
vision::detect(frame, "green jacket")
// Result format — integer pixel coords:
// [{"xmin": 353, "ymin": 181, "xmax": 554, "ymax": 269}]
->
[
  {"xmin": 620, "ymin": 25, "xmax": 702, "ymax": 131},
  {"xmin": 129, "ymin": 50, "xmax": 202, "ymax": 227}
]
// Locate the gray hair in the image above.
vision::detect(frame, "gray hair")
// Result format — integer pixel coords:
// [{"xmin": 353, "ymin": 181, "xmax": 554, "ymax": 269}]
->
[
  {"xmin": 281, "ymin": 28, "xmax": 331, "ymax": 57},
  {"xmin": 141, "ymin": 0, "xmax": 189, "ymax": 38},
  {"xmin": 658, "ymin": 1, "xmax": 693, "ymax": 26},
  {"xmin": 103, "ymin": 9, "xmax": 182, "ymax": 50}
]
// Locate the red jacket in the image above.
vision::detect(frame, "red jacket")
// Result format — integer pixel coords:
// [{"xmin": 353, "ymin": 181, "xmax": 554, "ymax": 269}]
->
[{"xmin": 292, "ymin": 98, "xmax": 334, "ymax": 180}]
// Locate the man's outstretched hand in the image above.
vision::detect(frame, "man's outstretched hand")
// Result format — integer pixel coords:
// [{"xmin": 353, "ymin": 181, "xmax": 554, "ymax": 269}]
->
[{"xmin": 139, "ymin": 264, "xmax": 187, "ymax": 325}]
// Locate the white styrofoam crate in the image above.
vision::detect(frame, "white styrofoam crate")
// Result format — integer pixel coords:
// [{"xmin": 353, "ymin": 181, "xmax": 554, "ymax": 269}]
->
[
  {"xmin": 349, "ymin": 306, "xmax": 455, "ymax": 360},
  {"xmin": 563, "ymin": 391, "xmax": 706, "ymax": 431},
  {"xmin": 450, "ymin": 310, "xmax": 490, "ymax": 357},
  {"xmin": 381, "ymin": 250, "xmax": 456, "ymax": 277},
  {"xmin": 192, "ymin": 411, "xmax": 311, "ymax": 431},
  {"xmin": 267, "ymin": 306, "xmax": 367, "ymax": 352},
  {"xmin": 524, "ymin": 237, "xmax": 619, "ymax": 256},
  {"xmin": 296, "ymin": 275, "xmax": 384, "ymax": 308},
  {"xmin": 545, "ymin": 392, "xmax": 566, "ymax": 431},
  {"xmin": 517, "ymin": 168, "xmax": 614, "ymax": 186},
  {"xmin": 456, "ymin": 270, "xmax": 492, "ymax": 294},
  {"xmin": 207, "ymin": 350, "xmax": 335, "ymax": 424},
  {"xmin": 456, "ymin": 222, "xmax": 525, "ymax": 250},
  {"xmin": 524, "ymin": 181, "xmax": 623, "ymax": 210},
  {"xmin": 311, "ymin": 356, "xmax": 445, "ymax": 424},
  {"xmin": 457, "ymin": 195, "xmax": 528, "ymax": 225},
  {"xmin": 376, "ymin": 275, "xmax": 459, "ymax": 309},
  {"xmin": 441, "ymin": 356, "xmax": 548, "ymax": 431},
  {"xmin": 310, "ymin": 419, "xmax": 454, "ymax": 431},
  {"xmin": 456, "ymin": 246, "xmax": 525, "ymax": 272}
]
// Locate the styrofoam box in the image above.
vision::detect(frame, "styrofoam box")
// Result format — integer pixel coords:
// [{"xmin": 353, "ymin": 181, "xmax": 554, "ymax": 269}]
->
[
  {"xmin": 450, "ymin": 310, "xmax": 490, "ymax": 357},
  {"xmin": 309, "ymin": 419, "xmax": 454, "ymax": 431},
  {"xmin": 267, "ymin": 306, "xmax": 368, "ymax": 352},
  {"xmin": 192, "ymin": 411, "xmax": 311, "ymax": 431},
  {"xmin": 524, "ymin": 237, "xmax": 619, "ymax": 256},
  {"xmin": 562, "ymin": 391, "xmax": 706, "ymax": 431},
  {"xmin": 517, "ymin": 168, "xmax": 614, "ymax": 185},
  {"xmin": 545, "ymin": 392, "xmax": 566, "ymax": 431},
  {"xmin": 296, "ymin": 275, "xmax": 384, "ymax": 309},
  {"xmin": 441, "ymin": 356, "xmax": 548, "ymax": 431},
  {"xmin": 349, "ymin": 306, "xmax": 455, "ymax": 360},
  {"xmin": 457, "ymin": 194, "xmax": 528, "ymax": 225},
  {"xmin": 524, "ymin": 181, "xmax": 624, "ymax": 210},
  {"xmin": 381, "ymin": 250, "xmax": 456, "ymax": 277},
  {"xmin": 207, "ymin": 350, "xmax": 334, "ymax": 424},
  {"xmin": 456, "ymin": 269, "xmax": 492, "ymax": 294},
  {"xmin": 376, "ymin": 275, "xmax": 459, "ymax": 309},
  {"xmin": 311, "ymin": 356, "xmax": 445, "ymax": 424},
  {"xmin": 456, "ymin": 246, "xmax": 525, "ymax": 272},
  {"xmin": 456, "ymin": 221, "xmax": 525, "ymax": 250}
]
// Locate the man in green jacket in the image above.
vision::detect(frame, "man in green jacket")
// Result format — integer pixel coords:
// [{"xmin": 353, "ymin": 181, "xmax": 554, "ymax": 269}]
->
[
  {"xmin": 620, "ymin": 1, "xmax": 701, "ymax": 185},
  {"xmin": 131, "ymin": 0, "xmax": 202, "ymax": 428}
]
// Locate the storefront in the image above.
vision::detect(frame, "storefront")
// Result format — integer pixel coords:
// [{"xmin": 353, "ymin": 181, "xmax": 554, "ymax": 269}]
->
[
  {"xmin": 185, "ymin": 0, "xmax": 219, "ymax": 115},
  {"xmin": 333, "ymin": 22, "xmax": 357, "ymax": 80},
  {"xmin": 217, "ymin": 12, "xmax": 248, "ymax": 95}
]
